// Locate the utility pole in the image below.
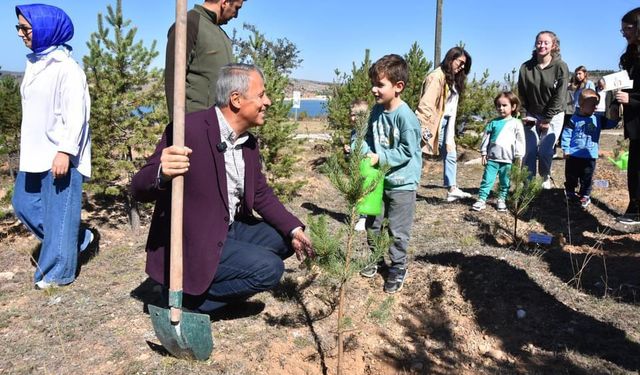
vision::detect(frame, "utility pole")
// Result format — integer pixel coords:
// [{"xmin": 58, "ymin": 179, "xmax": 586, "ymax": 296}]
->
[{"xmin": 434, "ymin": 0, "xmax": 443, "ymax": 65}]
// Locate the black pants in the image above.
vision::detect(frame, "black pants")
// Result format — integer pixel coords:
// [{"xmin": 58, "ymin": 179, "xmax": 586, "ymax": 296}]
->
[
  {"xmin": 564, "ymin": 156, "xmax": 596, "ymax": 197},
  {"xmin": 627, "ymin": 140, "xmax": 640, "ymax": 214}
]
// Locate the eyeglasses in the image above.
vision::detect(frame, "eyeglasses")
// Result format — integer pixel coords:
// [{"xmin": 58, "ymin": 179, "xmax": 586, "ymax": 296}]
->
[
  {"xmin": 15, "ymin": 24, "xmax": 32, "ymax": 33},
  {"xmin": 621, "ymin": 24, "xmax": 636, "ymax": 34}
]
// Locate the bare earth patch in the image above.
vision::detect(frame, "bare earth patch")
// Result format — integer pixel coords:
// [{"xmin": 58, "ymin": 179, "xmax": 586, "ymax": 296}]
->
[{"xmin": 1, "ymin": 129, "xmax": 639, "ymax": 374}]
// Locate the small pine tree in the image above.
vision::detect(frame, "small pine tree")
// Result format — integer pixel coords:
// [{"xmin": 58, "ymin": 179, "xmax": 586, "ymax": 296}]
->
[
  {"xmin": 82, "ymin": 0, "xmax": 167, "ymax": 230},
  {"xmin": 308, "ymin": 112, "xmax": 390, "ymax": 375},
  {"xmin": 234, "ymin": 24, "xmax": 305, "ymax": 201},
  {"xmin": 508, "ymin": 163, "xmax": 543, "ymax": 242},
  {"xmin": 326, "ymin": 49, "xmax": 374, "ymax": 148},
  {"xmin": 403, "ymin": 42, "xmax": 432, "ymax": 110},
  {"xmin": 0, "ymin": 72, "xmax": 22, "ymax": 179}
]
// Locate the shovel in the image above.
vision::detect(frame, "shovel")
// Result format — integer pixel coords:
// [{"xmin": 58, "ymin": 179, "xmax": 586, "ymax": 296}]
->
[{"xmin": 148, "ymin": 0, "xmax": 213, "ymax": 361}]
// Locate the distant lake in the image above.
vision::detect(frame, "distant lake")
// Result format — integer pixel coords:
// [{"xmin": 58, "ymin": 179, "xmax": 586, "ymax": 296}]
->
[{"xmin": 287, "ymin": 99, "xmax": 328, "ymax": 118}]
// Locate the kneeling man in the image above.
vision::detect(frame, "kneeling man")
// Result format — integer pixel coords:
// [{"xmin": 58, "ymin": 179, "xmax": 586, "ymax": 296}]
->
[{"xmin": 131, "ymin": 63, "xmax": 314, "ymax": 313}]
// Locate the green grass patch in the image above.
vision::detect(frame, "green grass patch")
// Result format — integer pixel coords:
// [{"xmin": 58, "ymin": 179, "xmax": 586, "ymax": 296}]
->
[{"xmin": 368, "ymin": 296, "xmax": 395, "ymax": 325}]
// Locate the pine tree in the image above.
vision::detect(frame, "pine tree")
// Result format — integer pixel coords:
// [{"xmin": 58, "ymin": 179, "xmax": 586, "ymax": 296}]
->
[
  {"xmin": 508, "ymin": 163, "xmax": 543, "ymax": 242},
  {"xmin": 325, "ymin": 49, "xmax": 374, "ymax": 148},
  {"xmin": 403, "ymin": 42, "xmax": 432, "ymax": 110},
  {"xmin": 308, "ymin": 112, "xmax": 390, "ymax": 375},
  {"xmin": 234, "ymin": 24, "xmax": 305, "ymax": 201},
  {"xmin": 82, "ymin": 0, "xmax": 167, "ymax": 230},
  {"xmin": 0, "ymin": 71, "xmax": 22, "ymax": 179}
]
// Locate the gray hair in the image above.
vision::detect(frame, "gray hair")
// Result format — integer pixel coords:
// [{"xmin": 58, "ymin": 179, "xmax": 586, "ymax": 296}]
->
[{"xmin": 215, "ymin": 63, "xmax": 264, "ymax": 108}]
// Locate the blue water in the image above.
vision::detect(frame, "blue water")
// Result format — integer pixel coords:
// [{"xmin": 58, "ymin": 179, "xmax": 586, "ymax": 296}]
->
[{"xmin": 287, "ymin": 99, "xmax": 328, "ymax": 118}]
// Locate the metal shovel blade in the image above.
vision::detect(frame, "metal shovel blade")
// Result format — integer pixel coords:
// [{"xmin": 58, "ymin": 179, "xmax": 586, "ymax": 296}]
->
[{"xmin": 149, "ymin": 304, "xmax": 213, "ymax": 361}]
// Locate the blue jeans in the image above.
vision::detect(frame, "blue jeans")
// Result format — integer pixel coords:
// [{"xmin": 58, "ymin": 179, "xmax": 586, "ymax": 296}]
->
[
  {"xmin": 12, "ymin": 169, "xmax": 92, "ymax": 285},
  {"xmin": 439, "ymin": 117, "xmax": 457, "ymax": 187},
  {"xmin": 189, "ymin": 219, "xmax": 293, "ymax": 313},
  {"xmin": 523, "ymin": 112, "xmax": 564, "ymax": 178}
]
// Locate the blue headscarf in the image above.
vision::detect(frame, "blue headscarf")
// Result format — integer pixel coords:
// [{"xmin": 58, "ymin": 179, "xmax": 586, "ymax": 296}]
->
[{"xmin": 15, "ymin": 4, "xmax": 74, "ymax": 54}]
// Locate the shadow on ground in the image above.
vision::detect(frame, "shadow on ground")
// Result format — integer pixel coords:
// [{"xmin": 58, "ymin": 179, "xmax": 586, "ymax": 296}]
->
[{"xmin": 394, "ymin": 252, "xmax": 640, "ymax": 373}]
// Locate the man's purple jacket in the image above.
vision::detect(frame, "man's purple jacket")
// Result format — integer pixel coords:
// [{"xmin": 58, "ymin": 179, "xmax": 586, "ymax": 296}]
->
[{"xmin": 130, "ymin": 107, "xmax": 303, "ymax": 295}]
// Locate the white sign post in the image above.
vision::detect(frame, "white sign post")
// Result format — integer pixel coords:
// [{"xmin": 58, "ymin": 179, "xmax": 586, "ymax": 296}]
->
[{"xmin": 292, "ymin": 90, "xmax": 301, "ymax": 121}]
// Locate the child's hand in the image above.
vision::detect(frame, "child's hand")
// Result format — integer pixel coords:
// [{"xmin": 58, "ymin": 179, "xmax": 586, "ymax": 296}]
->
[
  {"xmin": 481, "ymin": 155, "xmax": 487, "ymax": 166},
  {"xmin": 367, "ymin": 153, "xmax": 379, "ymax": 166}
]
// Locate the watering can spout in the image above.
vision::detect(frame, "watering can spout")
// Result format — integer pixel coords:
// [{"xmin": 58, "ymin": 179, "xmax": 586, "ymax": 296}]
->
[{"xmin": 609, "ymin": 151, "xmax": 629, "ymax": 171}]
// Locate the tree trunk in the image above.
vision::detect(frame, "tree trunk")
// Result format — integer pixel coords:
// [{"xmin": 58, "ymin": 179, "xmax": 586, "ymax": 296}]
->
[
  {"xmin": 513, "ymin": 202, "xmax": 519, "ymax": 243},
  {"xmin": 434, "ymin": 0, "xmax": 443, "ymax": 65},
  {"xmin": 8, "ymin": 154, "xmax": 15, "ymax": 180},
  {"xmin": 337, "ymin": 282, "xmax": 345, "ymax": 375},
  {"xmin": 127, "ymin": 192, "xmax": 140, "ymax": 232}
]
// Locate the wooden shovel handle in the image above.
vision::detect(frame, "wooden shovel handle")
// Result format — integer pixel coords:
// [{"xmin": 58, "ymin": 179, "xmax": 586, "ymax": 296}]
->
[{"xmin": 170, "ymin": 0, "xmax": 188, "ymax": 324}]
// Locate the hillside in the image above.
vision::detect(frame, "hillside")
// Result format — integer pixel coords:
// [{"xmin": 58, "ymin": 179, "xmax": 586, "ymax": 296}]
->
[{"xmin": 287, "ymin": 78, "xmax": 332, "ymax": 98}]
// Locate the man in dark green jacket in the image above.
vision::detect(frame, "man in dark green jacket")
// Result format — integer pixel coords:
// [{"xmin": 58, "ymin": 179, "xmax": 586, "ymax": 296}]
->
[{"xmin": 164, "ymin": 0, "xmax": 244, "ymax": 116}]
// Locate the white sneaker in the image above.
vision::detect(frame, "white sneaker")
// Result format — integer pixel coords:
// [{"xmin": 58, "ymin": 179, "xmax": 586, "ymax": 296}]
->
[
  {"xmin": 496, "ymin": 199, "xmax": 507, "ymax": 212},
  {"xmin": 35, "ymin": 280, "xmax": 58, "ymax": 290},
  {"xmin": 447, "ymin": 187, "xmax": 472, "ymax": 202},
  {"xmin": 541, "ymin": 176, "xmax": 552, "ymax": 190},
  {"xmin": 354, "ymin": 217, "xmax": 366, "ymax": 231},
  {"xmin": 472, "ymin": 200, "xmax": 486, "ymax": 211}
]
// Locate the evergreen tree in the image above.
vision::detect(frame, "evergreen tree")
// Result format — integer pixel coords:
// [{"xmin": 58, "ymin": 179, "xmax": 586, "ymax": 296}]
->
[
  {"xmin": 308, "ymin": 112, "xmax": 390, "ymax": 375},
  {"xmin": 508, "ymin": 163, "xmax": 543, "ymax": 242},
  {"xmin": 403, "ymin": 42, "xmax": 432, "ymax": 110},
  {"xmin": 82, "ymin": 0, "xmax": 167, "ymax": 230},
  {"xmin": 325, "ymin": 49, "xmax": 374, "ymax": 148},
  {"xmin": 234, "ymin": 24, "xmax": 305, "ymax": 201},
  {"xmin": 0, "ymin": 70, "xmax": 22, "ymax": 179}
]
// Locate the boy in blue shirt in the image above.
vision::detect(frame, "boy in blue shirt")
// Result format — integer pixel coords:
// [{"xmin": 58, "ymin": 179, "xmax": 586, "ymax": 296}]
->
[
  {"xmin": 561, "ymin": 89, "xmax": 619, "ymax": 208},
  {"xmin": 357, "ymin": 54, "xmax": 422, "ymax": 294}
]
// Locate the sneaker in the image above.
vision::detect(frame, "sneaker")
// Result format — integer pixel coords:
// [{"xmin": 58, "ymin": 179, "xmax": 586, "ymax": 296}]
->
[
  {"xmin": 34, "ymin": 280, "xmax": 58, "ymax": 290},
  {"xmin": 354, "ymin": 217, "xmax": 366, "ymax": 232},
  {"xmin": 384, "ymin": 267, "xmax": 407, "ymax": 294},
  {"xmin": 541, "ymin": 176, "xmax": 552, "ymax": 190},
  {"xmin": 471, "ymin": 200, "xmax": 486, "ymax": 211},
  {"xmin": 360, "ymin": 263, "xmax": 378, "ymax": 278},
  {"xmin": 79, "ymin": 229, "xmax": 100, "ymax": 266},
  {"xmin": 617, "ymin": 214, "xmax": 640, "ymax": 225},
  {"xmin": 580, "ymin": 196, "xmax": 591, "ymax": 208},
  {"xmin": 496, "ymin": 199, "xmax": 507, "ymax": 212},
  {"xmin": 447, "ymin": 187, "xmax": 472, "ymax": 202}
]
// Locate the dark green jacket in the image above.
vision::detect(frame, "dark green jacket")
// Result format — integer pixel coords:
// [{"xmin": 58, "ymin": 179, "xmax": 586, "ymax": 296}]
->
[
  {"xmin": 517, "ymin": 55, "xmax": 569, "ymax": 122},
  {"xmin": 165, "ymin": 5, "xmax": 234, "ymax": 116}
]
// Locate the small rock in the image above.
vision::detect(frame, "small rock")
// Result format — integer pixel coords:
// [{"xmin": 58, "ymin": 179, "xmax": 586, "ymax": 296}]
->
[
  {"xmin": 48, "ymin": 296, "xmax": 62, "ymax": 306},
  {"xmin": 484, "ymin": 349, "xmax": 506, "ymax": 361},
  {"xmin": 0, "ymin": 272, "xmax": 15, "ymax": 281},
  {"xmin": 516, "ymin": 309, "xmax": 526, "ymax": 319}
]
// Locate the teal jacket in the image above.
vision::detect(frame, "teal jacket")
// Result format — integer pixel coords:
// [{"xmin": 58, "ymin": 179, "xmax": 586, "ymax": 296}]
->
[{"xmin": 358, "ymin": 101, "xmax": 422, "ymax": 191}]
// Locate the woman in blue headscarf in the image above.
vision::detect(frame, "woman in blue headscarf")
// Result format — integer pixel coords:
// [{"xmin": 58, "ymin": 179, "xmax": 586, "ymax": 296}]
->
[{"xmin": 12, "ymin": 4, "xmax": 94, "ymax": 290}]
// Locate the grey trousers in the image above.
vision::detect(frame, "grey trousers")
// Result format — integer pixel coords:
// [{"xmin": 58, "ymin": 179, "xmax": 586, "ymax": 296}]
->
[{"xmin": 366, "ymin": 189, "xmax": 416, "ymax": 268}]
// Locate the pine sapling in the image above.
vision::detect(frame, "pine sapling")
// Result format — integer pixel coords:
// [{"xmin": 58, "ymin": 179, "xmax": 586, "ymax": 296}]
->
[
  {"xmin": 507, "ymin": 162, "xmax": 543, "ymax": 242},
  {"xmin": 308, "ymin": 112, "xmax": 390, "ymax": 375}
]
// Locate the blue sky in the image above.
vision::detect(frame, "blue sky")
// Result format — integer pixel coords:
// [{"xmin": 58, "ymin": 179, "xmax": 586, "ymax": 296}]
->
[{"xmin": 2, "ymin": 1, "xmax": 638, "ymax": 83}]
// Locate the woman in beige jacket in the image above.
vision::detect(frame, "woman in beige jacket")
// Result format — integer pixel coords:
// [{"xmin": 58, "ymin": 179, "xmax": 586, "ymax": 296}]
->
[{"xmin": 416, "ymin": 47, "xmax": 472, "ymax": 202}]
